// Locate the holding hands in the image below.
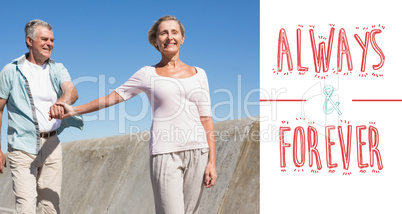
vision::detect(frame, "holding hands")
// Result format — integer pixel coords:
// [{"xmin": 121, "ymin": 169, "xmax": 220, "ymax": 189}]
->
[
  {"xmin": 49, "ymin": 102, "xmax": 76, "ymax": 120},
  {"xmin": 48, "ymin": 91, "xmax": 124, "ymax": 121}
]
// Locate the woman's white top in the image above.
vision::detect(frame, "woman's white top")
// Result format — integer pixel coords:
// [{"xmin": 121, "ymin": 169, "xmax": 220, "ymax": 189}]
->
[{"xmin": 115, "ymin": 66, "xmax": 212, "ymax": 155}]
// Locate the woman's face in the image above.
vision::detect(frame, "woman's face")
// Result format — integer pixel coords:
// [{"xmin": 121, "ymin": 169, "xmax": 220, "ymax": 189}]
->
[{"xmin": 155, "ymin": 20, "xmax": 184, "ymax": 54}]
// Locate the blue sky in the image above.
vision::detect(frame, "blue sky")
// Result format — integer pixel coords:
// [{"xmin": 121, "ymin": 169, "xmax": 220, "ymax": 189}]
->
[{"xmin": 0, "ymin": 0, "xmax": 259, "ymax": 151}]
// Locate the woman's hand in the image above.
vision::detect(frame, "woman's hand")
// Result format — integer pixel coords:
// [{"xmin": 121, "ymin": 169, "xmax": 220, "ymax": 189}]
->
[
  {"xmin": 200, "ymin": 116, "xmax": 217, "ymax": 188},
  {"xmin": 204, "ymin": 161, "xmax": 217, "ymax": 188}
]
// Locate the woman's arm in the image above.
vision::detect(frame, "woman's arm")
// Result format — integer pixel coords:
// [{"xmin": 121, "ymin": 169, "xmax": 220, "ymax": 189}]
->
[
  {"xmin": 51, "ymin": 91, "xmax": 124, "ymax": 119},
  {"xmin": 200, "ymin": 116, "xmax": 217, "ymax": 188}
]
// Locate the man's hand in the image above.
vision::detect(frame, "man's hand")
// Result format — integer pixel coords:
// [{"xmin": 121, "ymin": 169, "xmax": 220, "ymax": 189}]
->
[
  {"xmin": 204, "ymin": 161, "xmax": 217, "ymax": 188},
  {"xmin": 0, "ymin": 151, "xmax": 6, "ymax": 174},
  {"xmin": 49, "ymin": 102, "xmax": 76, "ymax": 120},
  {"xmin": 48, "ymin": 103, "xmax": 65, "ymax": 120},
  {"xmin": 0, "ymin": 98, "xmax": 7, "ymax": 174}
]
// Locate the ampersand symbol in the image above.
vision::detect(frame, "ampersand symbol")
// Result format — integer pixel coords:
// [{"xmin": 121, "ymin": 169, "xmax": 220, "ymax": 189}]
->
[{"xmin": 323, "ymin": 85, "xmax": 342, "ymax": 115}]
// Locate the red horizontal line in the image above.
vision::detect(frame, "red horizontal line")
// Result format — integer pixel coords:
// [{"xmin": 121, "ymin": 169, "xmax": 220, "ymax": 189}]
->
[
  {"xmin": 352, "ymin": 99, "xmax": 402, "ymax": 102},
  {"xmin": 260, "ymin": 99, "xmax": 306, "ymax": 102}
]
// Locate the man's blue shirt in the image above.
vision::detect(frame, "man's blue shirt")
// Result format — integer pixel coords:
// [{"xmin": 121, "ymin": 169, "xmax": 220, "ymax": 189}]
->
[{"xmin": 0, "ymin": 54, "xmax": 83, "ymax": 154}]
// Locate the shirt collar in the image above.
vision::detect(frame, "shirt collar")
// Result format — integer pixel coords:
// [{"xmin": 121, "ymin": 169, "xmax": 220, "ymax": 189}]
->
[{"xmin": 13, "ymin": 53, "xmax": 55, "ymax": 70}]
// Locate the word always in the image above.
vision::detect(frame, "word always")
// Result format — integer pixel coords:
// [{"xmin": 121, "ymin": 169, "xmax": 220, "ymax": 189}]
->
[{"xmin": 277, "ymin": 27, "xmax": 385, "ymax": 73}]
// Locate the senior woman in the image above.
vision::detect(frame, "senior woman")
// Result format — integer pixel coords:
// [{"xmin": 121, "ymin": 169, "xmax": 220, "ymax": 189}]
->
[{"xmin": 50, "ymin": 15, "xmax": 217, "ymax": 213}]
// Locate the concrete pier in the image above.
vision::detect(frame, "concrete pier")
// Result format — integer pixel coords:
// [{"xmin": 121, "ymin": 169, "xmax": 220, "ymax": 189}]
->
[{"xmin": 0, "ymin": 117, "xmax": 260, "ymax": 214}]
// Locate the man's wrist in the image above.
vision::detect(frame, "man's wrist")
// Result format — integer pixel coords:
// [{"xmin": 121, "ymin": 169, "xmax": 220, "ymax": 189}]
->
[{"xmin": 56, "ymin": 98, "xmax": 68, "ymax": 105}]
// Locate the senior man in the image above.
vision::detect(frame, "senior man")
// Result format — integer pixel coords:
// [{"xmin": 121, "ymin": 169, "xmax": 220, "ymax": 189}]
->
[{"xmin": 0, "ymin": 19, "xmax": 83, "ymax": 214}]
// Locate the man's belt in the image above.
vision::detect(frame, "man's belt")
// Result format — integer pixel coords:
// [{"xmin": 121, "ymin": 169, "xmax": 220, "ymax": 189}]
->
[{"xmin": 39, "ymin": 130, "xmax": 57, "ymax": 138}]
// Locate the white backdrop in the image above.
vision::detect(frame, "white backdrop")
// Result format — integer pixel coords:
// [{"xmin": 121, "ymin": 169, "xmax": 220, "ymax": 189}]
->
[{"xmin": 260, "ymin": 0, "xmax": 402, "ymax": 213}]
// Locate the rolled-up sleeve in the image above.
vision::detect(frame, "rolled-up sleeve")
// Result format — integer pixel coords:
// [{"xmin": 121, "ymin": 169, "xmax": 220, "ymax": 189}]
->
[
  {"xmin": 0, "ymin": 66, "xmax": 12, "ymax": 100},
  {"xmin": 58, "ymin": 64, "xmax": 72, "ymax": 83}
]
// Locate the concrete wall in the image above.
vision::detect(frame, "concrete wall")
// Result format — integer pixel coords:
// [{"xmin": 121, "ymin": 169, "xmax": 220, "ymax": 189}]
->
[{"xmin": 0, "ymin": 117, "xmax": 259, "ymax": 214}]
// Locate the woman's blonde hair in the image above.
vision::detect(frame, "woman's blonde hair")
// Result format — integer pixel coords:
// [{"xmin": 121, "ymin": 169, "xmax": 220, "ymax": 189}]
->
[{"xmin": 148, "ymin": 15, "xmax": 185, "ymax": 51}]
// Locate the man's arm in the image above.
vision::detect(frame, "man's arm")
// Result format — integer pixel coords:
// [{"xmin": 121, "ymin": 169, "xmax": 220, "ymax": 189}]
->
[
  {"xmin": 49, "ymin": 81, "xmax": 78, "ymax": 120},
  {"xmin": 58, "ymin": 81, "xmax": 78, "ymax": 105},
  {"xmin": 200, "ymin": 116, "xmax": 217, "ymax": 188},
  {"xmin": 0, "ymin": 98, "xmax": 7, "ymax": 173}
]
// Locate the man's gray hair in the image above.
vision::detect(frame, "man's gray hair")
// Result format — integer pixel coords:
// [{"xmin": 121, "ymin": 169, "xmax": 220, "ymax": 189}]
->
[{"xmin": 24, "ymin": 19, "xmax": 52, "ymax": 48}]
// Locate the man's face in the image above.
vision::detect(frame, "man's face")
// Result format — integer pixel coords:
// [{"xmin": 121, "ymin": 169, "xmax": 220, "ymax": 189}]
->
[{"xmin": 27, "ymin": 26, "xmax": 54, "ymax": 64}]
